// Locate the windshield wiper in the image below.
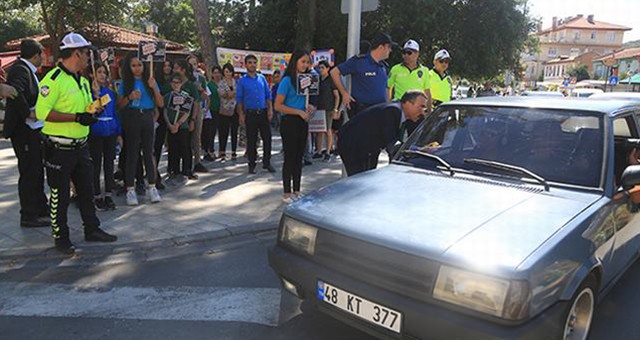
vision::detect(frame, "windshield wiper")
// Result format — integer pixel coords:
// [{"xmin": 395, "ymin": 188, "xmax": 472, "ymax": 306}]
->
[
  {"xmin": 401, "ymin": 149, "xmax": 454, "ymax": 176},
  {"xmin": 463, "ymin": 158, "xmax": 550, "ymax": 191}
]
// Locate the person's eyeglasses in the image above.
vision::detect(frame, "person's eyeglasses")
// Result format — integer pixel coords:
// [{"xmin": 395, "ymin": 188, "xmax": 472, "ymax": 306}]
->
[
  {"xmin": 438, "ymin": 59, "xmax": 450, "ymax": 64},
  {"xmin": 403, "ymin": 50, "xmax": 414, "ymax": 55}
]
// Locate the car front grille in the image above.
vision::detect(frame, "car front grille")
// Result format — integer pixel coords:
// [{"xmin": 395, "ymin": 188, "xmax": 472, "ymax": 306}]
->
[{"xmin": 314, "ymin": 229, "xmax": 440, "ymax": 302}]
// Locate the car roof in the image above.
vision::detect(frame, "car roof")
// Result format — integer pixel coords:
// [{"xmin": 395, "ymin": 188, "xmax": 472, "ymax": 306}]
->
[
  {"xmin": 442, "ymin": 96, "xmax": 640, "ymax": 116},
  {"xmin": 589, "ymin": 92, "xmax": 640, "ymax": 100}
]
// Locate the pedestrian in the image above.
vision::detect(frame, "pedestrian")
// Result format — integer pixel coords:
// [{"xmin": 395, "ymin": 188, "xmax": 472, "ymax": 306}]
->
[
  {"xmin": 270, "ymin": 70, "xmax": 282, "ymax": 130},
  {"xmin": 202, "ymin": 65, "xmax": 222, "ymax": 161},
  {"xmin": 117, "ymin": 52, "xmax": 164, "ymax": 205},
  {"xmin": 88, "ymin": 63, "xmax": 121, "ymax": 211},
  {"xmin": 330, "ymin": 32, "xmax": 396, "ymax": 118},
  {"xmin": 387, "ymin": 39, "xmax": 432, "ymax": 135},
  {"xmin": 163, "ymin": 73, "xmax": 193, "ymax": 181},
  {"xmin": 429, "ymin": 49, "xmax": 453, "ymax": 107},
  {"xmin": 237, "ymin": 54, "xmax": 276, "ymax": 174},
  {"xmin": 172, "ymin": 59, "xmax": 201, "ymax": 179},
  {"xmin": 314, "ymin": 60, "xmax": 340, "ymax": 161},
  {"xmin": 274, "ymin": 49, "xmax": 315, "ymax": 203},
  {"xmin": 35, "ymin": 32, "xmax": 117, "ymax": 254},
  {"xmin": 476, "ymin": 81, "xmax": 497, "ymax": 97},
  {"xmin": 217, "ymin": 63, "xmax": 239, "ymax": 161},
  {"xmin": 152, "ymin": 59, "xmax": 175, "ymax": 190},
  {"xmin": 338, "ymin": 91, "xmax": 428, "ymax": 176},
  {"xmin": 4, "ymin": 38, "xmax": 50, "ymax": 227},
  {"xmin": 187, "ymin": 55, "xmax": 209, "ymax": 173}
]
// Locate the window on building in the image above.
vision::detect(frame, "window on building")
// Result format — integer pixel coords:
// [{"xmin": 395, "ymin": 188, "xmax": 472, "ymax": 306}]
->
[
  {"xmin": 574, "ymin": 31, "xmax": 581, "ymax": 40},
  {"xmin": 607, "ymin": 32, "xmax": 616, "ymax": 41},
  {"xmin": 591, "ymin": 32, "xmax": 597, "ymax": 39},
  {"xmin": 548, "ymin": 48, "xmax": 557, "ymax": 56},
  {"xmin": 570, "ymin": 48, "xmax": 580, "ymax": 56}
]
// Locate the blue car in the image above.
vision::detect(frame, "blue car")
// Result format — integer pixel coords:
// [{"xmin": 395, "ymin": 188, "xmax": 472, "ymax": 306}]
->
[{"xmin": 269, "ymin": 97, "xmax": 640, "ymax": 340}]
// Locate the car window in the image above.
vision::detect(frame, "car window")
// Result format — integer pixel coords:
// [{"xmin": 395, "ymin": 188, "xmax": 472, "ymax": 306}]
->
[
  {"xmin": 399, "ymin": 106, "xmax": 604, "ymax": 188},
  {"xmin": 612, "ymin": 115, "xmax": 639, "ymax": 187}
]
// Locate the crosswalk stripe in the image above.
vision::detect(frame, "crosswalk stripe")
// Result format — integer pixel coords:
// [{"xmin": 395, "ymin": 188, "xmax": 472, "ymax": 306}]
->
[{"xmin": 0, "ymin": 282, "xmax": 281, "ymax": 326}]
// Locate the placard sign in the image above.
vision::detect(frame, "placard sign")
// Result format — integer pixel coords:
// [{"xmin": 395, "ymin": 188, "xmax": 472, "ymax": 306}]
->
[
  {"xmin": 308, "ymin": 110, "xmax": 327, "ymax": 133},
  {"xmin": 296, "ymin": 73, "xmax": 320, "ymax": 96},
  {"xmin": 99, "ymin": 48, "xmax": 115, "ymax": 64},
  {"xmin": 170, "ymin": 92, "xmax": 194, "ymax": 124},
  {"xmin": 137, "ymin": 41, "xmax": 166, "ymax": 62}
]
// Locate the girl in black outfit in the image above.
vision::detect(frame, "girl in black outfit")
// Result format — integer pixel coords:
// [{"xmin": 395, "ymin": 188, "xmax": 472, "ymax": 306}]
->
[{"xmin": 217, "ymin": 63, "xmax": 239, "ymax": 160}]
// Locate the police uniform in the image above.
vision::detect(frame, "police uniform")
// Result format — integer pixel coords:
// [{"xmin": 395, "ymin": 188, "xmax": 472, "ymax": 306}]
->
[
  {"xmin": 36, "ymin": 33, "xmax": 116, "ymax": 254},
  {"xmin": 337, "ymin": 53, "xmax": 389, "ymax": 118},
  {"xmin": 388, "ymin": 63, "xmax": 431, "ymax": 101},
  {"xmin": 429, "ymin": 69, "xmax": 453, "ymax": 106}
]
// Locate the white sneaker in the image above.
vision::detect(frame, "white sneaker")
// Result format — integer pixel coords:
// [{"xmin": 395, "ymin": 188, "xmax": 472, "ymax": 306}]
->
[
  {"xmin": 126, "ymin": 190, "xmax": 139, "ymax": 206},
  {"xmin": 282, "ymin": 195, "xmax": 294, "ymax": 204},
  {"xmin": 148, "ymin": 187, "xmax": 162, "ymax": 203}
]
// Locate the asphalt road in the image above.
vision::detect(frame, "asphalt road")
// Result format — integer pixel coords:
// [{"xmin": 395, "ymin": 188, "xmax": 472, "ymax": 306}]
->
[{"xmin": 1, "ymin": 231, "xmax": 639, "ymax": 340}]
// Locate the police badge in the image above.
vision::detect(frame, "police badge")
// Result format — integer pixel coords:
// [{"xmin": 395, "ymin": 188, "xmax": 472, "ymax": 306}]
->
[
  {"xmin": 40, "ymin": 85, "xmax": 50, "ymax": 97},
  {"xmin": 418, "ymin": 70, "xmax": 423, "ymax": 78}
]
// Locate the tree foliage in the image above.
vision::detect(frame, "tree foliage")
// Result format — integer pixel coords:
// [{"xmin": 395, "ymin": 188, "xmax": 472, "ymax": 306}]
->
[
  {"xmin": 568, "ymin": 64, "xmax": 590, "ymax": 82},
  {"xmin": 0, "ymin": 2, "xmax": 44, "ymax": 51}
]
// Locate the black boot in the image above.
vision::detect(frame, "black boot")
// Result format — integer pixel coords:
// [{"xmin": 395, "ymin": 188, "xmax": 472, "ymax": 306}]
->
[
  {"xmin": 85, "ymin": 228, "xmax": 118, "ymax": 242},
  {"xmin": 54, "ymin": 238, "xmax": 76, "ymax": 255}
]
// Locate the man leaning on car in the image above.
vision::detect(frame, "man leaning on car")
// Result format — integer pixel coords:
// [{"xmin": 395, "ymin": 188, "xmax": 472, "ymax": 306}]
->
[{"xmin": 338, "ymin": 90, "xmax": 427, "ymax": 176}]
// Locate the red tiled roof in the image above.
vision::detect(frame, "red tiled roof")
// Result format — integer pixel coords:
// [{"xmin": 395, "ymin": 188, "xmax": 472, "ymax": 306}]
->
[
  {"xmin": 538, "ymin": 16, "xmax": 631, "ymax": 35},
  {"xmin": 0, "ymin": 51, "xmax": 20, "ymax": 70},
  {"xmin": 594, "ymin": 47, "xmax": 640, "ymax": 62},
  {"xmin": 4, "ymin": 23, "xmax": 186, "ymax": 51}
]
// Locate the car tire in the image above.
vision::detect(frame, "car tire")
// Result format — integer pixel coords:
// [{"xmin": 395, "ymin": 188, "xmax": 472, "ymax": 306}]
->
[{"xmin": 559, "ymin": 274, "xmax": 597, "ymax": 340}]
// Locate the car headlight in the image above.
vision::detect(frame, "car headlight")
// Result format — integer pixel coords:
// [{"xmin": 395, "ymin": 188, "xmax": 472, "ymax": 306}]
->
[
  {"xmin": 280, "ymin": 217, "xmax": 318, "ymax": 256},
  {"xmin": 433, "ymin": 266, "xmax": 530, "ymax": 320}
]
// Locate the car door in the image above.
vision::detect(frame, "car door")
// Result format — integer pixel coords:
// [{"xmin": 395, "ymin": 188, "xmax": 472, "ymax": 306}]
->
[{"xmin": 609, "ymin": 112, "xmax": 640, "ymax": 280}]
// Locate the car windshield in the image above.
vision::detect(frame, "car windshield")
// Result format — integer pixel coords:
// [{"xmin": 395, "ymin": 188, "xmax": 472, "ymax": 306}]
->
[{"xmin": 397, "ymin": 105, "xmax": 604, "ymax": 188}]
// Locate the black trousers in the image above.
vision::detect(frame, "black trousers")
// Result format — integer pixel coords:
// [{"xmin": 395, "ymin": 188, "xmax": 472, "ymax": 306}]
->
[
  {"xmin": 202, "ymin": 116, "xmax": 218, "ymax": 154},
  {"xmin": 347, "ymin": 101, "xmax": 373, "ymax": 119},
  {"xmin": 123, "ymin": 109, "xmax": 156, "ymax": 187},
  {"xmin": 10, "ymin": 127, "xmax": 49, "ymax": 220},
  {"xmin": 154, "ymin": 120, "xmax": 167, "ymax": 180},
  {"xmin": 167, "ymin": 129, "xmax": 192, "ymax": 175},
  {"xmin": 217, "ymin": 113, "xmax": 238, "ymax": 155},
  {"xmin": 119, "ymin": 132, "xmax": 145, "ymax": 184},
  {"xmin": 281, "ymin": 115, "xmax": 308, "ymax": 193},
  {"xmin": 342, "ymin": 151, "xmax": 380, "ymax": 177},
  {"xmin": 43, "ymin": 142, "xmax": 100, "ymax": 240},
  {"xmin": 246, "ymin": 110, "xmax": 272, "ymax": 167},
  {"xmin": 89, "ymin": 134, "xmax": 117, "ymax": 196}
]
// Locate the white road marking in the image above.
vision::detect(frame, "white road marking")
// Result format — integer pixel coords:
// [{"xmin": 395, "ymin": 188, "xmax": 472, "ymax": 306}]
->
[{"xmin": 0, "ymin": 282, "xmax": 281, "ymax": 326}]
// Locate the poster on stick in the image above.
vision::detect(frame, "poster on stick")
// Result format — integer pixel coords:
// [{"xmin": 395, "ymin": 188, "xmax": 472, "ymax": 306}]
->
[
  {"xmin": 296, "ymin": 73, "xmax": 320, "ymax": 96},
  {"xmin": 216, "ymin": 47, "xmax": 291, "ymax": 74},
  {"xmin": 137, "ymin": 41, "xmax": 166, "ymax": 62},
  {"xmin": 308, "ymin": 110, "xmax": 327, "ymax": 133}
]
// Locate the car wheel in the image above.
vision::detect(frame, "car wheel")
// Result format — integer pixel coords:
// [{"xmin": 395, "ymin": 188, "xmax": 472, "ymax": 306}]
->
[{"xmin": 562, "ymin": 275, "xmax": 597, "ymax": 340}]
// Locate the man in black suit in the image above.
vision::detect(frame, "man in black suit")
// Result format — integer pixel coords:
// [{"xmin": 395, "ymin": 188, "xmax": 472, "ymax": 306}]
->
[
  {"xmin": 338, "ymin": 90, "xmax": 427, "ymax": 176},
  {"xmin": 4, "ymin": 39, "xmax": 50, "ymax": 227}
]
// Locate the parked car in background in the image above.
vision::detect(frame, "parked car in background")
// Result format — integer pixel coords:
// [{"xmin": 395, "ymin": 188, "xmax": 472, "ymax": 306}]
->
[
  {"xmin": 571, "ymin": 88, "xmax": 604, "ymax": 98},
  {"xmin": 270, "ymin": 97, "xmax": 640, "ymax": 340},
  {"xmin": 590, "ymin": 92, "xmax": 640, "ymax": 101},
  {"xmin": 520, "ymin": 90, "xmax": 564, "ymax": 97}
]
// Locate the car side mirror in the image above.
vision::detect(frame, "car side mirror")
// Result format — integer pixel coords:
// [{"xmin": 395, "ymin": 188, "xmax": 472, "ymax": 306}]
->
[{"xmin": 621, "ymin": 165, "xmax": 640, "ymax": 190}]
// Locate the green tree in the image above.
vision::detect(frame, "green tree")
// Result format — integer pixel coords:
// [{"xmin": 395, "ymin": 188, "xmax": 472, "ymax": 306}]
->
[
  {"xmin": 129, "ymin": 0, "xmax": 197, "ymax": 46},
  {"xmin": 568, "ymin": 64, "xmax": 590, "ymax": 82},
  {"xmin": 0, "ymin": 2, "xmax": 44, "ymax": 51}
]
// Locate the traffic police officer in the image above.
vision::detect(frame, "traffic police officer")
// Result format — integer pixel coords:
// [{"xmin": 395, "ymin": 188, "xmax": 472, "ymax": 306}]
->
[
  {"xmin": 429, "ymin": 49, "xmax": 453, "ymax": 107},
  {"xmin": 330, "ymin": 33, "xmax": 396, "ymax": 118},
  {"xmin": 387, "ymin": 39, "xmax": 433, "ymax": 135},
  {"xmin": 36, "ymin": 33, "xmax": 117, "ymax": 254}
]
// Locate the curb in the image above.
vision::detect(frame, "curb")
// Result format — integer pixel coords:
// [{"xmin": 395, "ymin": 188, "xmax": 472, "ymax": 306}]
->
[{"xmin": 0, "ymin": 221, "xmax": 278, "ymax": 268}]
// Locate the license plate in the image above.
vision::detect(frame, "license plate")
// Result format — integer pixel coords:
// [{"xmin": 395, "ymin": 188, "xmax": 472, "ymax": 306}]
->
[{"xmin": 317, "ymin": 280, "xmax": 402, "ymax": 333}]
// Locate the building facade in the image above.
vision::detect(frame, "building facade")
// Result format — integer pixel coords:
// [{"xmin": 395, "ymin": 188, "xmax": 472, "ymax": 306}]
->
[
  {"xmin": 542, "ymin": 51, "xmax": 600, "ymax": 83},
  {"xmin": 593, "ymin": 48, "xmax": 640, "ymax": 80},
  {"xmin": 522, "ymin": 14, "xmax": 630, "ymax": 84}
]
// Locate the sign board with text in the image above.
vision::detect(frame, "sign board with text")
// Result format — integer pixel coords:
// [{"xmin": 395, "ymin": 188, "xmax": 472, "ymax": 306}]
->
[
  {"xmin": 216, "ymin": 47, "xmax": 291, "ymax": 75},
  {"xmin": 99, "ymin": 48, "xmax": 115, "ymax": 64},
  {"xmin": 308, "ymin": 110, "xmax": 327, "ymax": 133},
  {"xmin": 169, "ymin": 92, "xmax": 194, "ymax": 123},
  {"xmin": 296, "ymin": 73, "xmax": 320, "ymax": 96},
  {"xmin": 137, "ymin": 41, "xmax": 166, "ymax": 62}
]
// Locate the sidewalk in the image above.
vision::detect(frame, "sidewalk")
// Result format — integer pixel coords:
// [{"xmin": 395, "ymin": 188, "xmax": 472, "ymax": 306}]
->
[{"xmin": 0, "ymin": 135, "xmax": 344, "ymax": 261}]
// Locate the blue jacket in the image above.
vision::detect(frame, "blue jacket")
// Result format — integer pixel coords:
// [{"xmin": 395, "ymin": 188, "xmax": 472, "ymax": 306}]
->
[{"xmin": 90, "ymin": 86, "xmax": 122, "ymax": 137}]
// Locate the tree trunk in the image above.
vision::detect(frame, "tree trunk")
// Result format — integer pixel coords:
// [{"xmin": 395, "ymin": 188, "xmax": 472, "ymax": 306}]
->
[
  {"xmin": 295, "ymin": 0, "xmax": 316, "ymax": 51},
  {"xmin": 191, "ymin": 0, "xmax": 218, "ymax": 67}
]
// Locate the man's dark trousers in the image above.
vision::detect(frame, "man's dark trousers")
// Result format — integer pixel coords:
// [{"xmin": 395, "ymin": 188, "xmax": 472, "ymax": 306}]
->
[
  {"xmin": 246, "ymin": 109, "xmax": 272, "ymax": 167},
  {"xmin": 10, "ymin": 126, "xmax": 49, "ymax": 221},
  {"xmin": 342, "ymin": 151, "xmax": 380, "ymax": 177},
  {"xmin": 44, "ymin": 142, "xmax": 100, "ymax": 240}
]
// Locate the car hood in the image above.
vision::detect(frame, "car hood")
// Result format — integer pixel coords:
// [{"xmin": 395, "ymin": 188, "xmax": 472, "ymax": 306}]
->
[{"xmin": 286, "ymin": 165, "xmax": 601, "ymax": 271}]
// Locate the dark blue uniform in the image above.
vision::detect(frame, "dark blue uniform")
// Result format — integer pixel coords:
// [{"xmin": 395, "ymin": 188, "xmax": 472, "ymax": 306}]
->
[
  {"xmin": 338, "ymin": 102, "xmax": 404, "ymax": 176},
  {"xmin": 337, "ymin": 54, "xmax": 389, "ymax": 117}
]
